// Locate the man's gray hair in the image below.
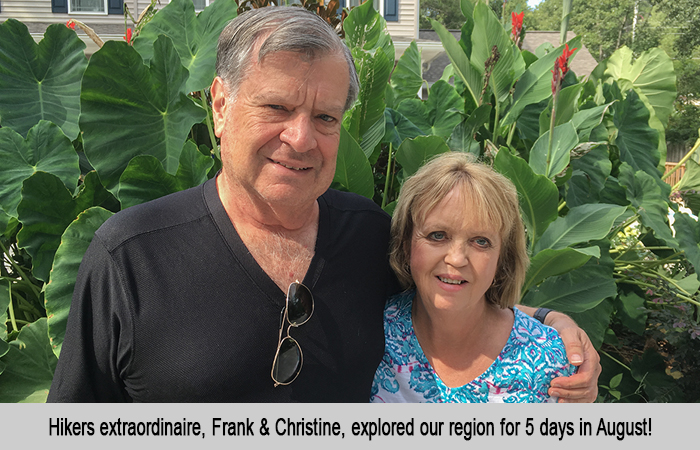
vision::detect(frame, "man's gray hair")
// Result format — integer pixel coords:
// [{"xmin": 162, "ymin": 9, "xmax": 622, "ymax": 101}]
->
[{"xmin": 216, "ymin": 7, "xmax": 359, "ymax": 112}]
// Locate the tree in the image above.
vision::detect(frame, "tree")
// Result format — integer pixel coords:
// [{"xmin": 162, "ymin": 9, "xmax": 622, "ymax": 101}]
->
[
  {"xmin": 529, "ymin": 0, "xmax": 658, "ymax": 61},
  {"xmin": 420, "ymin": 0, "xmax": 530, "ymax": 29}
]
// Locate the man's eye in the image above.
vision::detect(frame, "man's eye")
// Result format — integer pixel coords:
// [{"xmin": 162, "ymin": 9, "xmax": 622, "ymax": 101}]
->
[
  {"xmin": 267, "ymin": 104, "xmax": 286, "ymax": 111},
  {"xmin": 318, "ymin": 114, "xmax": 336, "ymax": 123},
  {"xmin": 427, "ymin": 231, "xmax": 446, "ymax": 241}
]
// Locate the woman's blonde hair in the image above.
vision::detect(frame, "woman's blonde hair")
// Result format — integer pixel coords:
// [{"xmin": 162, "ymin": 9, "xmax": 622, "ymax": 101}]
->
[{"xmin": 389, "ymin": 152, "xmax": 529, "ymax": 308}]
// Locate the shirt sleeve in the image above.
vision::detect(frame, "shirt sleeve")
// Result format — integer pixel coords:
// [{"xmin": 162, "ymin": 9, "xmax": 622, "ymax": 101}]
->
[{"xmin": 47, "ymin": 234, "xmax": 133, "ymax": 402}]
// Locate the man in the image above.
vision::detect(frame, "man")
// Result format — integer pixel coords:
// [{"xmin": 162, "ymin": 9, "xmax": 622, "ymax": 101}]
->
[{"xmin": 48, "ymin": 7, "xmax": 599, "ymax": 402}]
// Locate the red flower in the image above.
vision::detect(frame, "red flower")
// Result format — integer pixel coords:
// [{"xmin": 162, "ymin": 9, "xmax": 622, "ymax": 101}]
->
[
  {"xmin": 66, "ymin": 20, "xmax": 76, "ymax": 30},
  {"xmin": 511, "ymin": 12, "xmax": 524, "ymax": 41},
  {"xmin": 551, "ymin": 44, "xmax": 577, "ymax": 95},
  {"xmin": 123, "ymin": 28, "xmax": 133, "ymax": 45}
]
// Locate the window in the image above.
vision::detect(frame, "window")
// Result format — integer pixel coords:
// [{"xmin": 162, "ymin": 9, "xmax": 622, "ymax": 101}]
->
[
  {"xmin": 69, "ymin": 0, "xmax": 108, "ymax": 13},
  {"xmin": 192, "ymin": 0, "xmax": 211, "ymax": 12},
  {"xmin": 339, "ymin": 0, "xmax": 398, "ymax": 22},
  {"xmin": 52, "ymin": 0, "xmax": 123, "ymax": 14}
]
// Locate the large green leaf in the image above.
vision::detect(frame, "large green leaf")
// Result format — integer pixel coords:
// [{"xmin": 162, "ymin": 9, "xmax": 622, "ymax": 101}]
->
[
  {"xmin": 0, "ymin": 318, "xmax": 57, "ymax": 403},
  {"xmin": 524, "ymin": 246, "xmax": 600, "ymax": 293},
  {"xmin": 594, "ymin": 46, "xmax": 676, "ymax": 128},
  {"xmin": 493, "ymin": 149, "xmax": 558, "ymax": 246},
  {"xmin": 613, "ymin": 89, "xmax": 660, "ymax": 180},
  {"xmin": 16, "ymin": 171, "xmax": 111, "ymax": 282},
  {"xmin": 345, "ymin": 47, "xmax": 391, "ymax": 156},
  {"xmin": 521, "ymin": 253, "xmax": 617, "ymax": 314},
  {"xmin": 430, "ymin": 19, "xmax": 481, "ymax": 106},
  {"xmin": 132, "ymin": 0, "xmax": 237, "ymax": 93},
  {"xmin": 568, "ymin": 298, "xmax": 614, "ymax": 350},
  {"xmin": 447, "ymin": 104, "xmax": 491, "ymax": 155},
  {"xmin": 677, "ymin": 159, "xmax": 700, "ymax": 216},
  {"xmin": 618, "ymin": 163, "xmax": 675, "ymax": 245},
  {"xmin": 529, "ymin": 121, "xmax": 578, "ymax": 179},
  {"xmin": 0, "ymin": 121, "xmax": 80, "ymax": 218},
  {"xmin": 471, "ymin": 2, "xmax": 525, "ymax": 102},
  {"xmin": 540, "ymin": 82, "xmax": 584, "ymax": 131},
  {"xmin": 673, "ymin": 212, "xmax": 700, "ymax": 275},
  {"xmin": 567, "ymin": 144, "xmax": 612, "ymax": 203},
  {"xmin": 501, "ymin": 36, "xmax": 582, "ymax": 127},
  {"xmin": 391, "ymin": 41, "xmax": 423, "ymax": 106},
  {"xmin": 0, "ymin": 20, "xmax": 87, "ymax": 139},
  {"xmin": 118, "ymin": 141, "xmax": 214, "ymax": 209},
  {"xmin": 534, "ymin": 203, "xmax": 627, "ymax": 253},
  {"xmin": 615, "ymin": 288, "xmax": 648, "ymax": 336},
  {"xmin": 382, "ymin": 108, "xmax": 424, "ymax": 148},
  {"xmin": 571, "ymin": 102, "xmax": 613, "ymax": 142},
  {"xmin": 396, "ymin": 81, "xmax": 463, "ymax": 138},
  {"xmin": 395, "ymin": 136, "xmax": 451, "ymax": 177},
  {"xmin": 333, "ymin": 127, "xmax": 374, "ymax": 199},
  {"xmin": 45, "ymin": 207, "xmax": 113, "ymax": 358},
  {"xmin": 343, "ymin": 0, "xmax": 394, "ymax": 61},
  {"xmin": 80, "ymin": 37, "xmax": 206, "ymax": 193},
  {"xmin": 676, "ymin": 158, "xmax": 700, "ymax": 193}
]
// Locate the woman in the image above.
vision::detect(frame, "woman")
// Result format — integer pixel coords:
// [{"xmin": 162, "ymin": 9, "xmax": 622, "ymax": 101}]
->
[{"xmin": 371, "ymin": 153, "xmax": 574, "ymax": 402}]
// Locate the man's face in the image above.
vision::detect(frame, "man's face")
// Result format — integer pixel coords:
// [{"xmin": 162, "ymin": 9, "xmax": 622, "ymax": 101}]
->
[{"xmin": 211, "ymin": 50, "xmax": 350, "ymax": 209}]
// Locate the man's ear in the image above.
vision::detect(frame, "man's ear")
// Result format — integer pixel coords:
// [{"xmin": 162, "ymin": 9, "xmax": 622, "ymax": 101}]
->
[{"xmin": 211, "ymin": 76, "xmax": 227, "ymax": 138}]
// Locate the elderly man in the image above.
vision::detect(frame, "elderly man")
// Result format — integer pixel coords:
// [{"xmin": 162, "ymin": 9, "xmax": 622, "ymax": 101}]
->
[{"xmin": 48, "ymin": 7, "xmax": 599, "ymax": 402}]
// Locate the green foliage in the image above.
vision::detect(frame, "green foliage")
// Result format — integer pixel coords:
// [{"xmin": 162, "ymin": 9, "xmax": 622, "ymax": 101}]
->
[{"xmin": 0, "ymin": 1, "xmax": 697, "ymax": 403}]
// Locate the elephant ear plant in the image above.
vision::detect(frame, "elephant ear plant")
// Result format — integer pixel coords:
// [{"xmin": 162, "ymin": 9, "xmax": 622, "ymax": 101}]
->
[{"xmin": 0, "ymin": 0, "xmax": 699, "ymax": 402}]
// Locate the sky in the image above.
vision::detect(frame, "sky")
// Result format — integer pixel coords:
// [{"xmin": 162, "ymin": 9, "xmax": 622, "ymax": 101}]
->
[{"xmin": 527, "ymin": 0, "xmax": 544, "ymax": 7}]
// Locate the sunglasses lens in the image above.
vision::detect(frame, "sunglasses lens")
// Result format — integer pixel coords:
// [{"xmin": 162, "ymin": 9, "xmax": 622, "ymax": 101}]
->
[
  {"xmin": 272, "ymin": 337, "xmax": 302, "ymax": 385},
  {"xmin": 287, "ymin": 282, "xmax": 313, "ymax": 326}
]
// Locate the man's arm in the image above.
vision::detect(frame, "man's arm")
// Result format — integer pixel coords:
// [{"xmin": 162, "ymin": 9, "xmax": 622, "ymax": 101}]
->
[
  {"xmin": 516, "ymin": 305, "xmax": 601, "ymax": 403},
  {"xmin": 47, "ymin": 235, "xmax": 132, "ymax": 402}
]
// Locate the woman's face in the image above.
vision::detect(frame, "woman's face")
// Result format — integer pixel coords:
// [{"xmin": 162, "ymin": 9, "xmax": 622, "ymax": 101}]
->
[{"xmin": 410, "ymin": 187, "xmax": 502, "ymax": 314}]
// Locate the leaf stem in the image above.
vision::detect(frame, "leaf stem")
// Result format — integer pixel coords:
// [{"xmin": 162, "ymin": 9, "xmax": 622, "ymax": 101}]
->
[
  {"xmin": 600, "ymin": 349, "xmax": 631, "ymax": 371},
  {"xmin": 7, "ymin": 282, "xmax": 18, "ymax": 332},
  {"xmin": 506, "ymin": 122, "xmax": 517, "ymax": 147},
  {"xmin": 0, "ymin": 240, "xmax": 41, "ymax": 300},
  {"xmin": 664, "ymin": 136, "xmax": 700, "ymax": 183},
  {"xmin": 382, "ymin": 143, "xmax": 394, "ymax": 209},
  {"xmin": 546, "ymin": 84, "xmax": 560, "ymax": 178}
]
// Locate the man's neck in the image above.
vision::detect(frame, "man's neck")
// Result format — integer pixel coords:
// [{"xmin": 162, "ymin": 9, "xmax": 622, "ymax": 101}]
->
[{"xmin": 216, "ymin": 174, "xmax": 319, "ymax": 291}]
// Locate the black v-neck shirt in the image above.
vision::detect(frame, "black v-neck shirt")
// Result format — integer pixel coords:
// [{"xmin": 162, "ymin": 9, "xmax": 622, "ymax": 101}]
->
[{"xmin": 48, "ymin": 178, "xmax": 397, "ymax": 402}]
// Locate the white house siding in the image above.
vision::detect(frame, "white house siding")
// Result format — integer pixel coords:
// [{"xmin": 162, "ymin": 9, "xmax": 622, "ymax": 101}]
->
[
  {"xmin": 0, "ymin": 0, "xmax": 140, "ymax": 27},
  {"xmin": 385, "ymin": 0, "xmax": 418, "ymax": 40}
]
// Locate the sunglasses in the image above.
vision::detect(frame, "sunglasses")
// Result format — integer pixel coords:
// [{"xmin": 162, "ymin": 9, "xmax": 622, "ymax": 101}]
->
[{"xmin": 271, "ymin": 281, "xmax": 314, "ymax": 387}]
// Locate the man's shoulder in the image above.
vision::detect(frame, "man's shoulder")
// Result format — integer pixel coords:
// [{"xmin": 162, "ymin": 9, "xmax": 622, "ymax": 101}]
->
[
  {"xmin": 96, "ymin": 182, "xmax": 210, "ymax": 251},
  {"xmin": 321, "ymin": 188, "xmax": 388, "ymax": 217}
]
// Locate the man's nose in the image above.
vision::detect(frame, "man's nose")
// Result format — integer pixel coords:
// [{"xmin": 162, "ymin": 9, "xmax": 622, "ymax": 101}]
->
[{"xmin": 280, "ymin": 114, "xmax": 317, "ymax": 153}]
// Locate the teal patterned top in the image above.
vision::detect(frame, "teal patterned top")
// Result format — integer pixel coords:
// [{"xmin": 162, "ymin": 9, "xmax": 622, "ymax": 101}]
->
[{"xmin": 371, "ymin": 290, "xmax": 575, "ymax": 403}]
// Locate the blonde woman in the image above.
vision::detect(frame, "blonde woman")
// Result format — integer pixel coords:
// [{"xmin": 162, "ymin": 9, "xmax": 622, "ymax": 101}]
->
[{"xmin": 371, "ymin": 153, "xmax": 574, "ymax": 402}]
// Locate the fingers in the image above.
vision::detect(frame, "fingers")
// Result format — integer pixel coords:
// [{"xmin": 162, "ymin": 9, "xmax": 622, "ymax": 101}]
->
[
  {"xmin": 558, "ymin": 327, "xmax": 585, "ymax": 365},
  {"xmin": 549, "ymin": 345, "xmax": 602, "ymax": 403}
]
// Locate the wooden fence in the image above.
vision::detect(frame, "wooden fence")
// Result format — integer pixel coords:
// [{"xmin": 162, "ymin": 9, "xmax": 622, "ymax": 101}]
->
[{"xmin": 664, "ymin": 162, "xmax": 685, "ymax": 187}]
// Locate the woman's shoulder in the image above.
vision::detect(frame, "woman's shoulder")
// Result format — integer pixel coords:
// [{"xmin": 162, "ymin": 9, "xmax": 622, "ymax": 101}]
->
[
  {"xmin": 384, "ymin": 289, "xmax": 415, "ymax": 319},
  {"xmin": 505, "ymin": 308, "xmax": 574, "ymax": 373}
]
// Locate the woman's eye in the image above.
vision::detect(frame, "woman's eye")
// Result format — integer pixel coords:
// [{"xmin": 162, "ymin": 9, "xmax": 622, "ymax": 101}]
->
[
  {"xmin": 427, "ymin": 231, "xmax": 446, "ymax": 241},
  {"xmin": 474, "ymin": 237, "xmax": 492, "ymax": 248}
]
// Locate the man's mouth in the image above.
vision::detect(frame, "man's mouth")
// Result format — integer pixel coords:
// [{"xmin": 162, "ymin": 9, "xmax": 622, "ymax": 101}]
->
[
  {"xmin": 438, "ymin": 276, "xmax": 465, "ymax": 285},
  {"xmin": 273, "ymin": 159, "xmax": 311, "ymax": 171}
]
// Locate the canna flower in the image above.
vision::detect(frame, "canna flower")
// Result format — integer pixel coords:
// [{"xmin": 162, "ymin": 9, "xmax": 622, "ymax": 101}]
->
[
  {"xmin": 511, "ymin": 11, "xmax": 524, "ymax": 42},
  {"xmin": 66, "ymin": 19, "xmax": 76, "ymax": 30},
  {"xmin": 124, "ymin": 28, "xmax": 133, "ymax": 45},
  {"xmin": 550, "ymin": 43, "xmax": 577, "ymax": 95}
]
